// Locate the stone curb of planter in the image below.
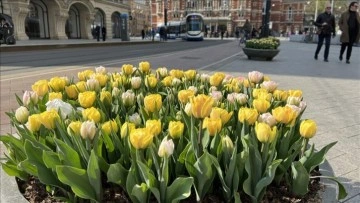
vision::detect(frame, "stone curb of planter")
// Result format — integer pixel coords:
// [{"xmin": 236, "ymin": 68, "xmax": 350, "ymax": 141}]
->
[{"xmin": 242, "ymin": 47, "xmax": 280, "ymax": 61}]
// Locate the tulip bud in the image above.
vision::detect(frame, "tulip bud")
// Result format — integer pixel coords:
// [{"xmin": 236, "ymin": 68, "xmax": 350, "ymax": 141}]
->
[
  {"xmin": 299, "ymin": 101, "xmax": 307, "ymax": 113},
  {"xmin": 210, "ymin": 90, "xmax": 223, "ymax": 104},
  {"xmin": 130, "ymin": 128, "xmax": 154, "ymax": 149},
  {"xmin": 221, "ymin": 135, "xmax": 234, "ymax": 154},
  {"xmin": 176, "ymin": 111, "xmax": 182, "ymax": 120},
  {"xmin": 122, "ymin": 90, "xmax": 136, "ymax": 107},
  {"xmin": 184, "ymin": 103, "xmax": 192, "ymax": 116},
  {"xmin": 101, "ymin": 120, "xmax": 118, "ymax": 136},
  {"xmin": 86, "ymin": 78, "xmax": 100, "ymax": 91},
  {"xmin": 168, "ymin": 121, "xmax": 184, "ymax": 139},
  {"xmin": 15, "ymin": 106, "xmax": 29, "ymax": 123},
  {"xmin": 95, "ymin": 66, "xmax": 107, "ymax": 74},
  {"xmin": 188, "ymin": 86, "xmax": 198, "ymax": 94},
  {"xmin": 80, "ymin": 121, "xmax": 97, "ymax": 140},
  {"xmin": 26, "ymin": 114, "xmax": 41, "ymax": 132},
  {"xmin": 156, "ymin": 67, "xmax": 168, "ymax": 77},
  {"xmin": 235, "ymin": 93, "xmax": 248, "ymax": 105},
  {"xmin": 131, "ymin": 77, "xmax": 142, "ymax": 89},
  {"xmin": 137, "ymin": 92, "xmax": 144, "ymax": 106},
  {"xmin": 23, "ymin": 91, "xmax": 39, "ymax": 106},
  {"xmin": 248, "ymin": 71, "xmax": 264, "ymax": 84},
  {"xmin": 145, "ymin": 119, "xmax": 162, "ymax": 137},
  {"xmin": 67, "ymin": 121, "xmax": 82, "ymax": 136},
  {"xmin": 100, "ymin": 91, "xmax": 112, "ymax": 106},
  {"xmin": 112, "ymin": 87, "xmax": 122, "ymax": 97},
  {"xmin": 287, "ymin": 96, "xmax": 301, "ymax": 106},
  {"xmin": 261, "ymin": 81, "xmax": 278, "ymax": 93},
  {"xmin": 258, "ymin": 112, "xmax": 277, "ymax": 127},
  {"xmin": 120, "ymin": 122, "xmax": 136, "ymax": 138},
  {"xmin": 158, "ymin": 137, "xmax": 175, "ymax": 158},
  {"xmin": 172, "ymin": 78, "xmax": 181, "ymax": 86},
  {"xmin": 129, "ymin": 113, "xmax": 142, "ymax": 126},
  {"xmin": 255, "ymin": 122, "xmax": 277, "ymax": 143},
  {"xmin": 300, "ymin": 119, "xmax": 317, "ymax": 139}
]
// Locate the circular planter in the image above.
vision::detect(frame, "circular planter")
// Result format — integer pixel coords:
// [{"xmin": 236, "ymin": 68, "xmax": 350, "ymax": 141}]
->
[{"xmin": 242, "ymin": 47, "xmax": 280, "ymax": 61}]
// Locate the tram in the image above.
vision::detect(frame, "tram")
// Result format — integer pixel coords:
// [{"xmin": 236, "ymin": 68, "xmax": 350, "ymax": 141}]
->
[
  {"xmin": 184, "ymin": 13, "xmax": 204, "ymax": 41},
  {"xmin": 167, "ymin": 21, "xmax": 186, "ymax": 39}
]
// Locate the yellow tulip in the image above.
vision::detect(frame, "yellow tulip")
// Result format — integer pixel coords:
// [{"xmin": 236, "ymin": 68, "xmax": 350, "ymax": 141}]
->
[
  {"xmin": 122, "ymin": 64, "xmax": 134, "ymax": 75},
  {"xmin": 210, "ymin": 107, "xmax": 233, "ymax": 125},
  {"xmin": 146, "ymin": 119, "xmax": 162, "ymax": 137},
  {"xmin": 273, "ymin": 90, "xmax": 288, "ymax": 101},
  {"xmin": 255, "ymin": 122, "xmax": 277, "ymax": 143},
  {"xmin": 178, "ymin": 90, "xmax": 195, "ymax": 104},
  {"xmin": 39, "ymin": 109, "xmax": 60, "ymax": 129},
  {"xmin": 48, "ymin": 77, "xmax": 66, "ymax": 92},
  {"xmin": 100, "ymin": 91, "xmax": 112, "ymax": 106},
  {"xmin": 82, "ymin": 107, "xmax": 101, "ymax": 123},
  {"xmin": 145, "ymin": 76, "xmax": 158, "ymax": 88},
  {"xmin": 102, "ymin": 120, "xmax": 118, "ymax": 136},
  {"xmin": 190, "ymin": 94, "xmax": 214, "ymax": 119},
  {"xmin": 169, "ymin": 69, "xmax": 184, "ymax": 79},
  {"xmin": 162, "ymin": 76, "xmax": 173, "ymax": 87},
  {"xmin": 252, "ymin": 99, "xmax": 270, "ymax": 113},
  {"xmin": 272, "ymin": 106, "xmax": 297, "ymax": 126},
  {"xmin": 78, "ymin": 70, "xmax": 94, "ymax": 81},
  {"xmin": 49, "ymin": 92, "xmax": 63, "ymax": 101},
  {"xmin": 238, "ymin": 107, "xmax": 258, "ymax": 125},
  {"xmin": 94, "ymin": 73, "xmax": 108, "ymax": 87},
  {"xmin": 65, "ymin": 85, "xmax": 79, "ymax": 99},
  {"xmin": 26, "ymin": 114, "xmax": 41, "ymax": 132},
  {"xmin": 78, "ymin": 91, "xmax": 96, "ymax": 108},
  {"xmin": 168, "ymin": 121, "xmax": 184, "ymax": 139},
  {"xmin": 203, "ymin": 117, "xmax": 222, "ymax": 136},
  {"xmin": 300, "ymin": 119, "xmax": 317, "ymax": 139},
  {"xmin": 67, "ymin": 121, "xmax": 82, "ymax": 136},
  {"xmin": 120, "ymin": 122, "xmax": 136, "ymax": 138},
  {"xmin": 144, "ymin": 94, "xmax": 162, "ymax": 113},
  {"xmin": 31, "ymin": 80, "xmax": 49, "ymax": 97},
  {"xmin": 288, "ymin": 89, "xmax": 303, "ymax": 98},
  {"xmin": 76, "ymin": 81, "xmax": 87, "ymax": 93},
  {"xmin": 139, "ymin": 61, "xmax": 151, "ymax": 74},
  {"xmin": 130, "ymin": 128, "xmax": 154, "ymax": 149},
  {"xmin": 210, "ymin": 72, "xmax": 225, "ymax": 87},
  {"xmin": 184, "ymin": 70, "xmax": 197, "ymax": 80}
]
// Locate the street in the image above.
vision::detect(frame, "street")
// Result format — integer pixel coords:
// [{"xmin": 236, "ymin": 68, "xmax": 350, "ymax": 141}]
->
[{"xmin": 0, "ymin": 40, "xmax": 360, "ymax": 202}]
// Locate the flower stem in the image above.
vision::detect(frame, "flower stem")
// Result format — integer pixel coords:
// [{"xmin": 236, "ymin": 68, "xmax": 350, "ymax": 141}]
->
[
  {"xmin": 301, "ymin": 138, "xmax": 309, "ymax": 158},
  {"xmin": 198, "ymin": 120, "xmax": 203, "ymax": 154}
]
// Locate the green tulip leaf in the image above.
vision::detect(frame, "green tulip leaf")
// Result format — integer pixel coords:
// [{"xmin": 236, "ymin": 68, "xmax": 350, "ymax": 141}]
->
[
  {"xmin": 42, "ymin": 150, "xmax": 61, "ymax": 170},
  {"xmin": 102, "ymin": 131, "xmax": 115, "ymax": 152},
  {"xmin": 87, "ymin": 150, "xmax": 101, "ymax": 201},
  {"xmin": 131, "ymin": 183, "xmax": 149, "ymax": 203},
  {"xmin": 193, "ymin": 151, "xmax": 216, "ymax": 200},
  {"xmin": 303, "ymin": 142, "xmax": 337, "ymax": 173},
  {"xmin": 166, "ymin": 177, "xmax": 194, "ymax": 203},
  {"xmin": 254, "ymin": 159, "xmax": 282, "ymax": 200},
  {"xmin": 313, "ymin": 176, "xmax": 348, "ymax": 200},
  {"xmin": 56, "ymin": 165, "xmax": 97, "ymax": 201},
  {"xmin": 291, "ymin": 161, "xmax": 310, "ymax": 196},
  {"xmin": 23, "ymin": 140, "xmax": 63, "ymax": 187},
  {"xmin": 1, "ymin": 162, "xmax": 29, "ymax": 180},
  {"xmin": 107, "ymin": 163, "xmax": 129, "ymax": 187},
  {"xmin": 54, "ymin": 138, "xmax": 82, "ymax": 169}
]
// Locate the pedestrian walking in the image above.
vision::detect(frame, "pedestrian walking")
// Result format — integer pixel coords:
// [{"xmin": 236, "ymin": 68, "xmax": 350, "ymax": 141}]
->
[
  {"xmin": 141, "ymin": 29, "xmax": 145, "ymax": 40},
  {"xmin": 151, "ymin": 28, "xmax": 155, "ymax": 42},
  {"xmin": 235, "ymin": 29, "xmax": 240, "ymax": 40},
  {"xmin": 102, "ymin": 26, "xmax": 107, "ymax": 41},
  {"xmin": 313, "ymin": 2, "xmax": 336, "ymax": 62},
  {"xmin": 95, "ymin": 25, "xmax": 100, "ymax": 42},
  {"xmin": 338, "ymin": 1, "xmax": 360, "ymax": 64}
]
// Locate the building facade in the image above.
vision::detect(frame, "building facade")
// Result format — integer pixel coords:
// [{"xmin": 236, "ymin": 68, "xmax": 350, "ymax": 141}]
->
[{"xmin": 0, "ymin": 0, "xmax": 131, "ymax": 40}]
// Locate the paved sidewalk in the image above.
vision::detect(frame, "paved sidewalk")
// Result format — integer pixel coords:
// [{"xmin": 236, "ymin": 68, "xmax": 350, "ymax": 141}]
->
[{"xmin": 1, "ymin": 39, "xmax": 359, "ymax": 202}]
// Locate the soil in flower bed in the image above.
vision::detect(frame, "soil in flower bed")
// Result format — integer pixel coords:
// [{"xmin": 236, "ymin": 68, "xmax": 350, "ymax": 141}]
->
[{"xmin": 17, "ymin": 170, "xmax": 323, "ymax": 203}]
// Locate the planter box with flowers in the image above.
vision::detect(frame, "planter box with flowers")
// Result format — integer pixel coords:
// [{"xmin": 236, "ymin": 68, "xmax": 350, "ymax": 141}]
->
[
  {"xmin": 243, "ymin": 37, "xmax": 280, "ymax": 61},
  {"xmin": 0, "ymin": 63, "xmax": 347, "ymax": 202}
]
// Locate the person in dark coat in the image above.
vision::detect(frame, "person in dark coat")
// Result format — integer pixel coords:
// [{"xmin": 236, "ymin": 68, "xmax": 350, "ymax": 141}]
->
[
  {"xmin": 141, "ymin": 29, "xmax": 145, "ymax": 40},
  {"xmin": 102, "ymin": 26, "xmax": 107, "ymax": 41},
  {"xmin": 313, "ymin": 2, "xmax": 336, "ymax": 62},
  {"xmin": 338, "ymin": 1, "xmax": 360, "ymax": 64},
  {"xmin": 95, "ymin": 25, "xmax": 100, "ymax": 41}
]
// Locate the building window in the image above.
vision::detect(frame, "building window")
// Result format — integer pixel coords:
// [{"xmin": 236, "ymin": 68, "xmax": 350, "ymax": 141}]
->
[{"xmin": 287, "ymin": 7, "xmax": 293, "ymax": 20}]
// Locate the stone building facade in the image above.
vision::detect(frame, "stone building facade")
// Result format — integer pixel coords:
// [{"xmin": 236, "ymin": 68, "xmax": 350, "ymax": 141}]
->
[
  {"xmin": 149, "ymin": 0, "xmax": 323, "ymax": 36},
  {"xmin": 0, "ymin": 0, "xmax": 131, "ymax": 40}
]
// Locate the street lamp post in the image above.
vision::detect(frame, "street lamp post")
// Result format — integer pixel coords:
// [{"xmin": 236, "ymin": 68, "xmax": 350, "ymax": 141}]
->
[
  {"xmin": 164, "ymin": 0, "xmax": 168, "ymax": 26},
  {"xmin": 261, "ymin": 0, "xmax": 271, "ymax": 38}
]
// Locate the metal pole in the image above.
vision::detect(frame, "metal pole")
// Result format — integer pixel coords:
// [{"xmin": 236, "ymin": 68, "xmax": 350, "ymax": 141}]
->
[
  {"xmin": 164, "ymin": 0, "xmax": 168, "ymax": 26},
  {"xmin": 0, "ymin": 0, "xmax": 3, "ymax": 14},
  {"xmin": 331, "ymin": 0, "xmax": 334, "ymax": 14},
  {"xmin": 262, "ymin": 0, "xmax": 271, "ymax": 38}
]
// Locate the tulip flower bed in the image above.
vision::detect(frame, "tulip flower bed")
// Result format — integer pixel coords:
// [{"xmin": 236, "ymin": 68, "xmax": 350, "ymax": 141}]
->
[{"xmin": 1, "ymin": 62, "xmax": 346, "ymax": 203}]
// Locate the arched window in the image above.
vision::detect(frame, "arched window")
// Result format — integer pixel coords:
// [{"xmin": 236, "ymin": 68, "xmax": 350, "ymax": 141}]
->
[
  {"xmin": 112, "ymin": 12, "xmax": 121, "ymax": 38},
  {"xmin": 25, "ymin": 0, "xmax": 50, "ymax": 39},
  {"xmin": 67, "ymin": 6, "xmax": 81, "ymax": 39}
]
